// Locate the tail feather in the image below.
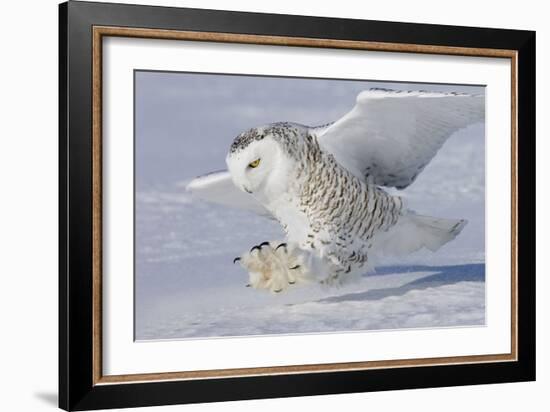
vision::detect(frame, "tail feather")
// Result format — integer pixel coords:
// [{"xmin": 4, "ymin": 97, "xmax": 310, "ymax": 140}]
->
[{"xmin": 372, "ymin": 212, "xmax": 467, "ymax": 257}]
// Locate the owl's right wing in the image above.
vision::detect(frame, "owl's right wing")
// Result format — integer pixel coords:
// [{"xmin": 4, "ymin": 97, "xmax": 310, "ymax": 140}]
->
[{"xmin": 186, "ymin": 170, "xmax": 275, "ymax": 219}]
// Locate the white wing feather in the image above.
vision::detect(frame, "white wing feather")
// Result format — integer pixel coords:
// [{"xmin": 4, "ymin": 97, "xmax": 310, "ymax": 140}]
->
[
  {"xmin": 313, "ymin": 88, "xmax": 485, "ymax": 189},
  {"xmin": 186, "ymin": 171, "xmax": 274, "ymax": 219}
]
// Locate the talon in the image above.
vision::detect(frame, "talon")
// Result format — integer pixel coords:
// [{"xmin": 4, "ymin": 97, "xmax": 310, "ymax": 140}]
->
[
  {"xmin": 273, "ymin": 289, "xmax": 282, "ymax": 293},
  {"xmin": 275, "ymin": 243, "xmax": 287, "ymax": 251},
  {"xmin": 233, "ymin": 257, "xmax": 241, "ymax": 264},
  {"xmin": 288, "ymin": 281, "xmax": 296, "ymax": 285},
  {"xmin": 289, "ymin": 265, "xmax": 300, "ymax": 270},
  {"xmin": 250, "ymin": 245, "xmax": 261, "ymax": 253},
  {"xmin": 245, "ymin": 284, "xmax": 251, "ymax": 287},
  {"xmin": 259, "ymin": 241, "xmax": 270, "ymax": 248}
]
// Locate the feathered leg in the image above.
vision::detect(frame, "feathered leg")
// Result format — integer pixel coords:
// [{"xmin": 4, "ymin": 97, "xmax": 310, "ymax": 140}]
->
[{"xmin": 235, "ymin": 241, "xmax": 313, "ymax": 293}]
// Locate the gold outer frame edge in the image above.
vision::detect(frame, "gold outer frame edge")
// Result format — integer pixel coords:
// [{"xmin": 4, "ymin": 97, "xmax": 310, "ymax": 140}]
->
[{"xmin": 91, "ymin": 26, "xmax": 518, "ymax": 386}]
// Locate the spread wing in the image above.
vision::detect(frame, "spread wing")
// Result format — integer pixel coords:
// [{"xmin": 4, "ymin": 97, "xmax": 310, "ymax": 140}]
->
[
  {"xmin": 312, "ymin": 88, "xmax": 485, "ymax": 189},
  {"xmin": 186, "ymin": 171, "xmax": 275, "ymax": 219}
]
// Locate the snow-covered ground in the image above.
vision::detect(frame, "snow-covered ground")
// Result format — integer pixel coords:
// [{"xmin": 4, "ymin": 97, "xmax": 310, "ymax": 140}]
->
[{"xmin": 134, "ymin": 73, "xmax": 485, "ymax": 340}]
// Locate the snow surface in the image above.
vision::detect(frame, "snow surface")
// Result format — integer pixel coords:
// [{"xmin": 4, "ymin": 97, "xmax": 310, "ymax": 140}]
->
[{"xmin": 134, "ymin": 73, "xmax": 485, "ymax": 340}]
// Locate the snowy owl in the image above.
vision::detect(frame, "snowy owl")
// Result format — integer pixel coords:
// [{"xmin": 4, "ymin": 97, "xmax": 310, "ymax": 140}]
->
[{"xmin": 187, "ymin": 88, "xmax": 484, "ymax": 292}]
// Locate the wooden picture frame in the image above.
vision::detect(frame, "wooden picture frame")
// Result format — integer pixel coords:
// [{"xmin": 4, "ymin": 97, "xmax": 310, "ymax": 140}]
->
[{"xmin": 59, "ymin": 1, "xmax": 535, "ymax": 410}]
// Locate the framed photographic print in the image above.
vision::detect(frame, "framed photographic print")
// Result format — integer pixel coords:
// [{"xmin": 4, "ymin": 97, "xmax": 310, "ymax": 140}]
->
[{"xmin": 59, "ymin": 1, "xmax": 535, "ymax": 410}]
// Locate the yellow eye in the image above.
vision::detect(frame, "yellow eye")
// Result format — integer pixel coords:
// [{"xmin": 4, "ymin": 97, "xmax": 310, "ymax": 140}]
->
[{"xmin": 248, "ymin": 158, "xmax": 261, "ymax": 168}]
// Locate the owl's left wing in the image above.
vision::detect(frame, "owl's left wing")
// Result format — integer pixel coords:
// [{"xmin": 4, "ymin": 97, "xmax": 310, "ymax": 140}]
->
[
  {"xmin": 186, "ymin": 170, "xmax": 275, "ymax": 219},
  {"xmin": 312, "ymin": 88, "xmax": 484, "ymax": 189}
]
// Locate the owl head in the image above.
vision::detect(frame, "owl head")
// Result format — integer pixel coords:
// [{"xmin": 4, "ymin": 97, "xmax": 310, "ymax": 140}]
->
[{"xmin": 226, "ymin": 123, "xmax": 305, "ymax": 203}]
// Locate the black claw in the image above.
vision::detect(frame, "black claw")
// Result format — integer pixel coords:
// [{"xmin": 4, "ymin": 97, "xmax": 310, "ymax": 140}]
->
[
  {"xmin": 245, "ymin": 284, "xmax": 251, "ymax": 287},
  {"xmin": 275, "ymin": 243, "xmax": 287, "ymax": 251},
  {"xmin": 288, "ymin": 281, "xmax": 296, "ymax": 285},
  {"xmin": 289, "ymin": 265, "xmax": 301, "ymax": 270},
  {"xmin": 273, "ymin": 289, "xmax": 282, "ymax": 293},
  {"xmin": 250, "ymin": 245, "xmax": 261, "ymax": 253},
  {"xmin": 233, "ymin": 257, "xmax": 241, "ymax": 264},
  {"xmin": 259, "ymin": 241, "xmax": 270, "ymax": 248}
]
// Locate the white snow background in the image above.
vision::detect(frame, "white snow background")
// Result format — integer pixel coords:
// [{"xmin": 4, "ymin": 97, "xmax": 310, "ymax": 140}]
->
[{"xmin": 134, "ymin": 72, "xmax": 485, "ymax": 340}]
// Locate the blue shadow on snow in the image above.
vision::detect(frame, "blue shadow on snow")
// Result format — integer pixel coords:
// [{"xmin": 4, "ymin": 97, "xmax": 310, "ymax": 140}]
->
[{"xmin": 317, "ymin": 263, "xmax": 485, "ymax": 303}]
